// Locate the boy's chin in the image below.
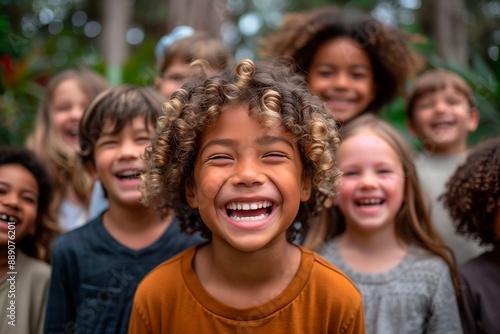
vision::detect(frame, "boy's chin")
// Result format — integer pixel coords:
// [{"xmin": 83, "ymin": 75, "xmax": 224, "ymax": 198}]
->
[{"xmin": 111, "ymin": 194, "xmax": 145, "ymax": 207}]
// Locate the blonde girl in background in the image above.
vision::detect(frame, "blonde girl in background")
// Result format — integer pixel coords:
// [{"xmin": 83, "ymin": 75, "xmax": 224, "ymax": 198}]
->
[
  {"xmin": 313, "ymin": 114, "xmax": 462, "ymax": 333},
  {"xmin": 27, "ymin": 69, "xmax": 108, "ymax": 231}
]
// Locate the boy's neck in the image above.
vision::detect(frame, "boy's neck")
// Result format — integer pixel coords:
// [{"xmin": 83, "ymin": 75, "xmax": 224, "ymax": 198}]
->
[
  {"xmin": 102, "ymin": 204, "xmax": 173, "ymax": 250},
  {"xmin": 422, "ymin": 144, "xmax": 467, "ymax": 157},
  {"xmin": 194, "ymin": 238, "xmax": 301, "ymax": 308}
]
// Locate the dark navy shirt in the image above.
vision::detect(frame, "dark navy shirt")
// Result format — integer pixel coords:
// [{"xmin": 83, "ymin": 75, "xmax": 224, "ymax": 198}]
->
[{"xmin": 44, "ymin": 215, "xmax": 204, "ymax": 334}]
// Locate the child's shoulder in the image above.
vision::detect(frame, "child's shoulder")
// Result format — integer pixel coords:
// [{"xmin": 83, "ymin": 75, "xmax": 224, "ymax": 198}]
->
[
  {"xmin": 460, "ymin": 248, "xmax": 499, "ymax": 273},
  {"xmin": 52, "ymin": 216, "xmax": 103, "ymax": 252},
  {"xmin": 17, "ymin": 251, "xmax": 51, "ymax": 279},
  {"xmin": 407, "ymin": 246, "xmax": 451, "ymax": 279},
  {"xmin": 302, "ymin": 247, "xmax": 362, "ymax": 299},
  {"xmin": 136, "ymin": 244, "xmax": 199, "ymax": 292}
]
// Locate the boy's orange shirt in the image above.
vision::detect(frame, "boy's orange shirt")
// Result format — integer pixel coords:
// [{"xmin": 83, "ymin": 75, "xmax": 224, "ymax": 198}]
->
[{"xmin": 129, "ymin": 244, "xmax": 365, "ymax": 333}]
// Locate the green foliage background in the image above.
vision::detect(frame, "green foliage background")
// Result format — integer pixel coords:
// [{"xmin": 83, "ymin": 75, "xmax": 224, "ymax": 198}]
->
[{"xmin": 1, "ymin": 0, "xmax": 499, "ymax": 147}]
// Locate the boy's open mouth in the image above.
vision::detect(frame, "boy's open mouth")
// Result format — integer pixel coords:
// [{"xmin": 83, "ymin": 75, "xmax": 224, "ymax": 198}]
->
[
  {"xmin": 225, "ymin": 201, "xmax": 274, "ymax": 221},
  {"xmin": 431, "ymin": 120, "xmax": 456, "ymax": 130},
  {"xmin": 115, "ymin": 170, "xmax": 143, "ymax": 180}
]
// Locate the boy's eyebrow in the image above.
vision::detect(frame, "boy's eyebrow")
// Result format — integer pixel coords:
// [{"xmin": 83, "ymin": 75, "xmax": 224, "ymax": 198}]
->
[
  {"xmin": 200, "ymin": 139, "xmax": 236, "ymax": 155},
  {"xmin": 256, "ymin": 135, "xmax": 294, "ymax": 149},
  {"xmin": 314, "ymin": 63, "xmax": 370, "ymax": 70},
  {"xmin": 99, "ymin": 127, "xmax": 151, "ymax": 138},
  {"xmin": 200, "ymin": 135, "xmax": 294, "ymax": 155}
]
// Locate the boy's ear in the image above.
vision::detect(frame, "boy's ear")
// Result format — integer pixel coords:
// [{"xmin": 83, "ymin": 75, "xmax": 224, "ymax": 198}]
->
[
  {"xmin": 300, "ymin": 176, "xmax": 312, "ymax": 202},
  {"xmin": 406, "ymin": 118, "xmax": 419, "ymax": 137},
  {"xmin": 154, "ymin": 77, "xmax": 163, "ymax": 90},
  {"xmin": 84, "ymin": 161, "xmax": 98, "ymax": 181},
  {"xmin": 467, "ymin": 107, "xmax": 480, "ymax": 132},
  {"xmin": 185, "ymin": 182, "xmax": 198, "ymax": 209}
]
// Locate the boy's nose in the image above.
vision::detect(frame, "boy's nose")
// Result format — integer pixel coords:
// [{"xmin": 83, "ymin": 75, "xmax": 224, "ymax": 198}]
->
[
  {"xmin": 232, "ymin": 160, "xmax": 265, "ymax": 187},
  {"xmin": 434, "ymin": 99, "xmax": 449, "ymax": 113},
  {"xmin": 117, "ymin": 142, "xmax": 140, "ymax": 160}
]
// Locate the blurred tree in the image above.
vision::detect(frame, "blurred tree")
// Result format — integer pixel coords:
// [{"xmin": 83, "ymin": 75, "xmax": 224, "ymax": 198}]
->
[
  {"xmin": 1, "ymin": 0, "xmax": 499, "ymax": 147},
  {"xmin": 101, "ymin": 0, "xmax": 132, "ymax": 85},
  {"xmin": 166, "ymin": 0, "xmax": 227, "ymax": 36},
  {"xmin": 418, "ymin": 0, "xmax": 468, "ymax": 66}
]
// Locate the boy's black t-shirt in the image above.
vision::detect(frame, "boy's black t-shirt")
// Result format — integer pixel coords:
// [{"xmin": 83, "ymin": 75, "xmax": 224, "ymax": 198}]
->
[{"xmin": 44, "ymin": 214, "xmax": 204, "ymax": 334}]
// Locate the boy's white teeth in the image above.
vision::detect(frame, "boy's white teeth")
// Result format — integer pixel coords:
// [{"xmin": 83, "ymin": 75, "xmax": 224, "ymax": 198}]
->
[
  {"xmin": 229, "ymin": 213, "xmax": 270, "ymax": 221},
  {"xmin": 0, "ymin": 214, "xmax": 17, "ymax": 223},
  {"xmin": 225, "ymin": 201, "xmax": 272, "ymax": 210},
  {"xmin": 117, "ymin": 170, "xmax": 140, "ymax": 177}
]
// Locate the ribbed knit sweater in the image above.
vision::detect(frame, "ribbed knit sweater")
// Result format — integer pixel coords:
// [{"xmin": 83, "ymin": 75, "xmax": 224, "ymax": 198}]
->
[{"xmin": 319, "ymin": 240, "xmax": 463, "ymax": 334}]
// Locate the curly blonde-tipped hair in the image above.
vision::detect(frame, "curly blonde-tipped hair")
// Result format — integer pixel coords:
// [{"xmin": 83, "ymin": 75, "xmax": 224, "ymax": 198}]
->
[
  {"xmin": 261, "ymin": 6, "xmax": 418, "ymax": 113},
  {"xmin": 142, "ymin": 59, "xmax": 341, "ymax": 241}
]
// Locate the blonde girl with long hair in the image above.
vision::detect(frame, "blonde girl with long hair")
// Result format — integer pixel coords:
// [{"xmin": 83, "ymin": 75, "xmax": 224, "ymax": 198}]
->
[
  {"xmin": 27, "ymin": 69, "xmax": 108, "ymax": 231},
  {"xmin": 309, "ymin": 114, "xmax": 462, "ymax": 334}
]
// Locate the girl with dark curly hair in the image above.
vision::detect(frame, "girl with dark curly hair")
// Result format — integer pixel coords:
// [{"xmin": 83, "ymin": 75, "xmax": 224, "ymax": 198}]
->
[
  {"xmin": 442, "ymin": 137, "xmax": 500, "ymax": 333},
  {"xmin": 129, "ymin": 59, "xmax": 366, "ymax": 333},
  {"xmin": 261, "ymin": 6, "xmax": 417, "ymax": 125},
  {"xmin": 0, "ymin": 146, "xmax": 59, "ymax": 334}
]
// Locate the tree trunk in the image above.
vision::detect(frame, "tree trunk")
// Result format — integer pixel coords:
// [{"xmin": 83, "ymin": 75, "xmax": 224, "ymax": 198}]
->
[
  {"xmin": 101, "ymin": 0, "xmax": 133, "ymax": 84},
  {"xmin": 166, "ymin": 0, "xmax": 227, "ymax": 37},
  {"xmin": 431, "ymin": 0, "xmax": 468, "ymax": 66}
]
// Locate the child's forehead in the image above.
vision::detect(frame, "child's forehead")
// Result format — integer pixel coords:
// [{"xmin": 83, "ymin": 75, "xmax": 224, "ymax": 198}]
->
[
  {"xmin": 0, "ymin": 164, "xmax": 38, "ymax": 191},
  {"xmin": 100, "ymin": 114, "xmax": 154, "ymax": 133},
  {"xmin": 418, "ymin": 82, "xmax": 466, "ymax": 98},
  {"xmin": 200, "ymin": 104, "xmax": 290, "ymax": 139}
]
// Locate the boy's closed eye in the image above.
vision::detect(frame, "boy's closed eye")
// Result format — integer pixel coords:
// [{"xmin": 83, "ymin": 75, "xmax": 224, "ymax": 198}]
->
[
  {"xmin": 135, "ymin": 135, "xmax": 153, "ymax": 143},
  {"xmin": 262, "ymin": 151, "xmax": 290, "ymax": 163},
  {"xmin": 96, "ymin": 138, "xmax": 118, "ymax": 148},
  {"xmin": 207, "ymin": 154, "xmax": 233, "ymax": 161},
  {"xmin": 414, "ymin": 98, "xmax": 434, "ymax": 110},
  {"xmin": 445, "ymin": 97, "xmax": 463, "ymax": 106}
]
